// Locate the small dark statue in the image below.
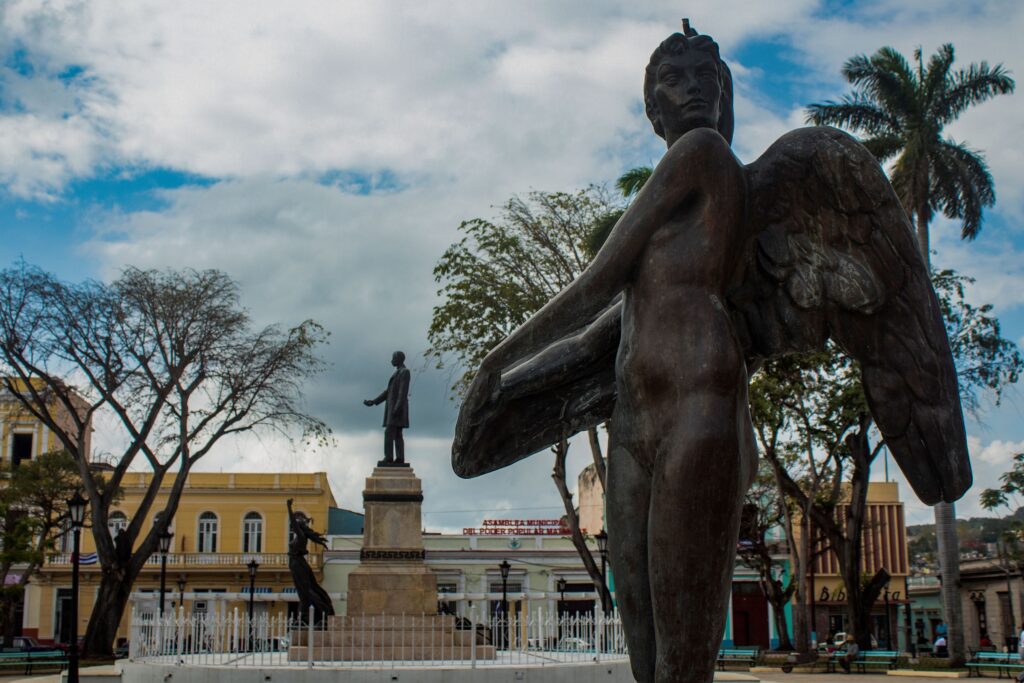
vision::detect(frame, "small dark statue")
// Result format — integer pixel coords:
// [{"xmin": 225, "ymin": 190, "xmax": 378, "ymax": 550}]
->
[
  {"xmin": 363, "ymin": 350, "xmax": 411, "ymax": 466},
  {"xmin": 286, "ymin": 498, "xmax": 334, "ymax": 624},
  {"xmin": 453, "ymin": 21, "xmax": 971, "ymax": 683}
]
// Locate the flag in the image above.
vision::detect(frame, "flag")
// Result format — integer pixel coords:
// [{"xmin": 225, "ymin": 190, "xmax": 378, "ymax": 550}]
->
[{"xmin": 78, "ymin": 552, "xmax": 98, "ymax": 565}]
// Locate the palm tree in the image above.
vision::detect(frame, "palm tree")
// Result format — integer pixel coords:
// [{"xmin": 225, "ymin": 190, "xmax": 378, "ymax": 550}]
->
[
  {"xmin": 808, "ymin": 44, "xmax": 1014, "ymax": 665},
  {"xmin": 584, "ymin": 166, "xmax": 653, "ymax": 258},
  {"xmin": 806, "ymin": 44, "xmax": 1014, "ymax": 258}
]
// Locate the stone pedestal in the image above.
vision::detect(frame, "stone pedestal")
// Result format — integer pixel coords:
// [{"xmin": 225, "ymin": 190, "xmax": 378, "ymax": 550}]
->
[
  {"xmin": 347, "ymin": 466, "xmax": 437, "ymax": 615},
  {"xmin": 288, "ymin": 465, "xmax": 495, "ymax": 661}
]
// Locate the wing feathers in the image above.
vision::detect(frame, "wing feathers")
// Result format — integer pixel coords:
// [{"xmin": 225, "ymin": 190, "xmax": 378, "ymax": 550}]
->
[{"xmin": 743, "ymin": 126, "xmax": 971, "ymax": 504}]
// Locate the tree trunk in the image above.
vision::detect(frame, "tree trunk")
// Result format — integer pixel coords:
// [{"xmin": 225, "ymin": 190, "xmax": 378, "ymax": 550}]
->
[
  {"xmin": 916, "ymin": 208, "xmax": 931, "ymax": 262},
  {"xmin": 552, "ymin": 439, "xmax": 613, "ymax": 611},
  {"xmin": 936, "ymin": 502, "xmax": 965, "ymax": 663},
  {"xmin": 83, "ymin": 566, "xmax": 135, "ymax": 656},
  {"xmin": 757, "ymin": 573, "xmax": 795, "ymax": 651},
  {"xmin": 916, "ymin": 203, "xmax": 966, "ymax": 665},
  {"xmin": 587, "ymin": 426, "xmax": 606, "ymax": 492}
]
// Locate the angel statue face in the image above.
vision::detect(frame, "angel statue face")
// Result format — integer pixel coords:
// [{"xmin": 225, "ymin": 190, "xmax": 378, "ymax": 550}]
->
[{"xmin": 644, "ymin": 32, "xmax": 735, "ymax": 147}]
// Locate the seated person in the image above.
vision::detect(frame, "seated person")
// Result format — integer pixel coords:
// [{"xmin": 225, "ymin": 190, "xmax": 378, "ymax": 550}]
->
[
  {"xmin": 839, "ymin": 634, "xmax": 860, "ymax": 673},
  {"xmin": 979, "ymin": 632, "xmax": 994, "ymax": 649},
  {"xmin": 934, "ymin": 634, "xmax": 949, "ymax": 657}
]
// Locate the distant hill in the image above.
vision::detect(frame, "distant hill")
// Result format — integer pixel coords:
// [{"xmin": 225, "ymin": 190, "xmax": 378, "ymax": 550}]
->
[{"xmin": 907, "ymin": 512, "xmax": 1023, "ymax": 566}]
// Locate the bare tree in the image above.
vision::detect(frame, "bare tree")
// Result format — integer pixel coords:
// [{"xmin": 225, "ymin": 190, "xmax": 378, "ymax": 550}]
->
[{"xmin": 0, "ymin": 263, "xmax": 328, "ymax": 655}]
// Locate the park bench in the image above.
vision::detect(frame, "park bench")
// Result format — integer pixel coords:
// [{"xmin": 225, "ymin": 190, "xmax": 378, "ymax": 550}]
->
[
  {"xmin": 717, "ymin": 646, "xmax": 760, "ymax": 670},
  {"xmin": 825, "ymin": 649, "xmax": 899, "ymax": 673},
  {"xmin": 967, "ymin": 651, "xmax": 1024, "ymax": 678},
  {"xmin": 0, "ymin": 649, "xmax": 69, "ymax": 675}
]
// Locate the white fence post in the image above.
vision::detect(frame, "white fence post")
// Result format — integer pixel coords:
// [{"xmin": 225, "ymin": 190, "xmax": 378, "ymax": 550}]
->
[
  {"xmin": 306, "ymin": 605, "xmax": 314, "ymax": 669},
  {"xmin": 470, "ymin": 604, "xmax": 477, "ymax": 669}
]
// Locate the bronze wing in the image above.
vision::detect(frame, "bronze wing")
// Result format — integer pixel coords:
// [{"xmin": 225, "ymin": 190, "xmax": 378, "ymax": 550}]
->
[
  {"xmin": 451, "ymin": 299, "xmax": 619, "ymax": 478},
  {"xmin": 731, "ymin": 126, "xmax": 971, "ymax": 505}
]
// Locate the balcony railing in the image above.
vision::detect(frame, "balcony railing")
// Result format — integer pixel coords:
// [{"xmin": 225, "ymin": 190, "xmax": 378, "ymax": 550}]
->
[{"xmin": 47, "ymin": 552, "xmax": 320, "ymax": 569}]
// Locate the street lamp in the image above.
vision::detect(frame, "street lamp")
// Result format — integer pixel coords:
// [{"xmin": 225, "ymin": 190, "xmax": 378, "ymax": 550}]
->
[
  {"xmin": 158, "ymin": 529, "xmax": 173, "ymax": 616},
  {"xmin": 557, "ymin": 577, "xmax": 567, "ymax": 616},
  {"xmin": 176, "ymin": 576, "xmax": 187, "ymax": 613},
  {"xmin": 499, "ymin": 560, "xmax": 511, "ymax": 649},
  {"xmin": 66, "ymin": 491, "xmax": 87, "ymax": 683},
  {"xmin": 247, "ymin": 559, "xmax": 259, "ymax": 651},
  {"xmin": 595, "ymin": 529, "xmax": 609, "ymax": 612}
]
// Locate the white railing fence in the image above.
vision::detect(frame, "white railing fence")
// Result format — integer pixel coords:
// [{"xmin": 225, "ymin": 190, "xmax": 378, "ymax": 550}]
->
[{"xmin": 129, "ymin": 605, "xmax": 628, "ymax": 668}]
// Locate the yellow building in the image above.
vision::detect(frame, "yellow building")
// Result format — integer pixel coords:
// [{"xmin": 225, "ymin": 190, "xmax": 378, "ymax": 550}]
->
[
  {"xmin": 24, "ymin": 471, "xmax": 336, "ymax": 646},
  {"xmin": 0, "ymin": 381, "xmax": 91, "ymax": 468},
  {"xmin": 802, "ymin": 481, "xmax": 911, "ymax": 648}
]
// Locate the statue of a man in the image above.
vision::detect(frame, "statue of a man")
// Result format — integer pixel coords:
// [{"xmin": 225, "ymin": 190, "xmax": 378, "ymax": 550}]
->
[
  {"xmin": 363, "ymin": 350, "xmax": 411, "ymax": 467},
  {"xmin": 453, "ymin": 23, "xmax": 970, "ymax": 683}
]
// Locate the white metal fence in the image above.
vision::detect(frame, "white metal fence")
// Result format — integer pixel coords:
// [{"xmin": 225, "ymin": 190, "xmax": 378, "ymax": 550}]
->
[{"xmin": 129, "ymin": 606, "xmax": 628, "ymax": 668}]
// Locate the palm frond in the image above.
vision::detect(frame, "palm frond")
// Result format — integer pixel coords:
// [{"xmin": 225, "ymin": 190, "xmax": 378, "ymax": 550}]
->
[
  {"xmin": 616, "ymin": 167, "xmax": 653, "ymax": 199},
  {"xmin": 931, "ymin": 139, "xmax": 996, "ymax": 240},
  {"xmin": 936, "ymin": 62, "xmax": 1016, "ymax": 125},
  {"xmin": 922, "ymin": 44, "xmax": 956, "ymax": 114},
  {"xmin": 860, "ymin": 135, "xmax": 904, "ymax": 163},
  {"xmin": 805, "ymin": 96, "xmax": 900, "ymax": 136}
]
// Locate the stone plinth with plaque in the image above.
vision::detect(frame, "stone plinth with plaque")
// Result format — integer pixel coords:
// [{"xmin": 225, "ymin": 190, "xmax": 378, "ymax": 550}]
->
[
  {"xmin": 289, "ymin": 465, "xmax": 495, "ymax": 661},
  {"xmin": 347, "ymin": 466, "xmax": 437, "ymax": 615}
]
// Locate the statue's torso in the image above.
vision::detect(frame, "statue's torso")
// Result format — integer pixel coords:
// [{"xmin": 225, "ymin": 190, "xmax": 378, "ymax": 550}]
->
[{"xmin": 615, "ymin": 131, "xmax": 749, "ymax": 449}]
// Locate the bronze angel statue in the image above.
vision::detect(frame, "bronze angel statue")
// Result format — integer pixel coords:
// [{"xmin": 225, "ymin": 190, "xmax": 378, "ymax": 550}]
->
[{"xmin": 453, "ymin": 23, "xmax": 971, "ymax": 683}]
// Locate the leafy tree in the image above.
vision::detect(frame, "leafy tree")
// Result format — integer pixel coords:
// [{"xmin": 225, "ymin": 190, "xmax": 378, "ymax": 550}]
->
[
  {"xmin": 934, "ymin": 269, "xmax": 1022, "ymax": 416},
  {"xmin": 0, "ymin": 263, "xmax": 328, "ymax": 655},
  {"xmin": 428, "ymin": 187, "xmax": 621, "ymax": 598},
  {"xmin": 808, "ymin": 44, "xmax": 1014, "ymax": 662},
  {"xmin": 751, "ymin": 348, "xmax": 891, "ymax": 652},
  {"xmin": 737, "ymin": 462, "xmax": 795, "ymax": 651},
  {"xmin": 0, "ymin": 451, "xmax": 81, "ymax": 641},
  {"xmin": 583, "ymin": 167, "xmax": 651, "ymax": 259},
  {"xmin": 806, "ymin": 44, "xmax": 1014, "ymax": 254},
  {"xmin": 429, "ymin": 188, "xmax": 618, "ymax": 396}
]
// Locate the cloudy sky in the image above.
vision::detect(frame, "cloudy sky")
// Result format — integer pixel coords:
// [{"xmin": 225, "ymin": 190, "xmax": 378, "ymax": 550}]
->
[{"xmin": 2, "ymin": 0, "xmax": 1023, "ymax": 533}]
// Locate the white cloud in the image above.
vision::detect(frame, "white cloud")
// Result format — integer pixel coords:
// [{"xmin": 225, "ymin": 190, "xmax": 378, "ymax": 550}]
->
[
  {"xmin": 972, "ymin": 437, "xmax": 1024, "ymax": 467},
  {"xmin": 6, "ymin": 1, "xmax": 1024, "ymax": 527}
]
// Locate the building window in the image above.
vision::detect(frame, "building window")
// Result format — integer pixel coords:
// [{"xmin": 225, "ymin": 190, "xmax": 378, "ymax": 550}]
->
[
  {"xmin": 108, "ymin": 511, "xmax": 128, "ymax": 537},
  {"xmin": 58, "ymin": 519, "xmax": 72, "ymax": 553},
  {"xmin": 242, "ymin": 512, "xmax": 263, "ymax": 553},
  {"xmin": 11, "ymin": 432, "xmax": 33, "ymax": 468},
  {"xmin": 197, "ymin": 512, "xmax": 218, "ymax": 553}
]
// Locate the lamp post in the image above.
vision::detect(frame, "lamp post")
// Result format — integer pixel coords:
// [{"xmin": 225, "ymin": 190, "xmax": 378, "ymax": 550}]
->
[
  {"xmin": 157, "ymin": 529, "xmax": 173, "ymax": 616},
  {"xmin": 176, "ymin": 576, "xmax": 187, "ymax": 613},
  {"xmin": 595, "ymin": 529, "xmax": 609, "ymax": 613},
  {"xmin": 66, "ymin": 491, "xmax": 87, "ymax": 683},
  {"xmin": 247, "ymin": 559, "xmax": 259, "ymax": 651},
  {"xmin": 499, "ymin": 560, "xmax": 511, "ymax": 650},
  {"xmin": 557, "ymin": 577, "xmax": 567, "ymax": 617}
]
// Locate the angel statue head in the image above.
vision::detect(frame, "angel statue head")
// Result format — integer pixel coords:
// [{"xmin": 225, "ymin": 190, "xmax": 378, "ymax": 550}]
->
[{"xmin": 644, "ymin": 22, "xmax": 735, "ymax": 146}]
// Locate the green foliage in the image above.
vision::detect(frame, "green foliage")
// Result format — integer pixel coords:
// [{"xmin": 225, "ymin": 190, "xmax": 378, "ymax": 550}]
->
[
  {"xmin": 0, "ymin": 450, "xmax": 82, "ymax": 634},
  {"xmin": 428, "ymin": 187, "xmax": 619, "ymax": 396},
  {"xmin": 933, "ymin": 269, "xmax": 1023, "ymax": 416},
  {"xmin": 583, "ymin": 166, "xmax": 653, "ymax": 260},
  {"xmin": 806, "ymin": 44, "xmax": 1014, "ymax": 242},
  {"xmin": 981, "ymin": 452, "xmax": 1024, "ymax": 512}
]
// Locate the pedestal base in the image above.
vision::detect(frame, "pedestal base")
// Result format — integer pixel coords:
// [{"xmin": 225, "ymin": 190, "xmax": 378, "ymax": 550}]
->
[
  {"xmin": 288, "ymin": 615, "xmax": 497, "ymax": 661},
  {"xmin": 347, "ymin": 565, "xmax": 437, "ymax": 615}
]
